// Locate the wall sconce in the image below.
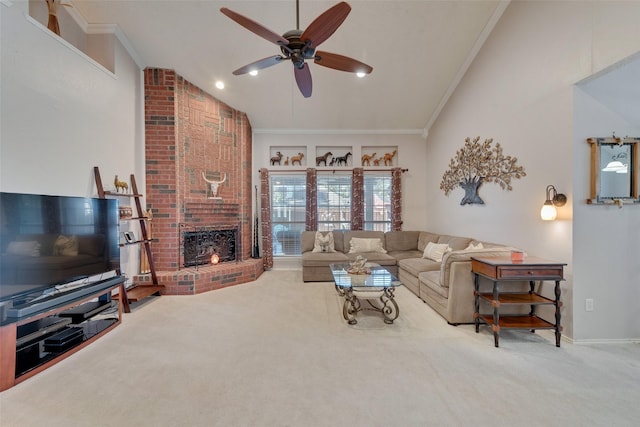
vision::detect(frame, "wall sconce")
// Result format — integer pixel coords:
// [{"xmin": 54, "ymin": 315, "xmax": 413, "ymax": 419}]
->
[
  {"xmin": 540, "ymin": 185, "xmax": 567, "ymax": 221},
  {"xmin": 210, "ymin": 254, "xmax": 220, "ymax": 265}
]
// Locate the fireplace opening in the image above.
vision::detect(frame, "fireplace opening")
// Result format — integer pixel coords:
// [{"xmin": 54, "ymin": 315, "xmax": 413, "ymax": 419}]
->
[{"xmin": 182, "ymin": 226, "xmax": 238, "ymax": 267}]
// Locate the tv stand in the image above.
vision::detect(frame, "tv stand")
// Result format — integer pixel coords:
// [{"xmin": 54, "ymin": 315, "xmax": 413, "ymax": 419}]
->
[{"xmin": 0, "ymin": 276, "xmax": 125, "ymax": 391}]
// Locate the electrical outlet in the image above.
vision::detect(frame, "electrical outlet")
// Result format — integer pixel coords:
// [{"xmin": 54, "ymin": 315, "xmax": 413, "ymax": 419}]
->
[{"xmin": 585, "ymin": 298, "xmax": 594, "ymax": 312}]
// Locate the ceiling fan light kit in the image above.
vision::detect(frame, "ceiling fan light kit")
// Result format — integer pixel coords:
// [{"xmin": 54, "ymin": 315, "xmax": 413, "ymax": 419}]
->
[{"xmin": 220, "ymin": 1, "xmax": 373, "ymax": 98}]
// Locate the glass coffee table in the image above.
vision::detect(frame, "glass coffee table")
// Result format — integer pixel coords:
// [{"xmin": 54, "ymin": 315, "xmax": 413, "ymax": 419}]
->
[{"xmin": 330, "ymin": 263, "xmax": 403, "ymax": 325}]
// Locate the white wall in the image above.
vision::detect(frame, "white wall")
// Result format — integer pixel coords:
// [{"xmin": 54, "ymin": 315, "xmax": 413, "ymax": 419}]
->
[
  {"xmin": 425, "ymin": 0, "xmax": 640, "ymax": 341},
  {"xmin": 1, "ymin": 1, "xmax": 144, "ymax": 283},
  {"xmin": 573, "ymin": 88, "xmax": 640, "ymax": 341}
]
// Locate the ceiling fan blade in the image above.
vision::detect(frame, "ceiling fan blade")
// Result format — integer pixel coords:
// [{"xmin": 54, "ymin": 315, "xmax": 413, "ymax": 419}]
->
[
  {"xmin": 294, "ymin": 64, "xmax": 312, "ymax": 98},
  {"xmin": 220, "ymin": 7, "xmax": 289, "ymax": 46},
  {"xmin": 300, "ymin": 2, "xmax": 351, "ymax": 48},
  {"xmin": 232, "ymin": 56, "xmax": 285, "ymax": 75},
  {"xmin": 314, "ymin": 51, "xmax": 373, "ymax": 74}
]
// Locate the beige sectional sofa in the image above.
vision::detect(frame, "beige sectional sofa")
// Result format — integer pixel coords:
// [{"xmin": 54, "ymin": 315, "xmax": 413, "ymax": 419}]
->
[{"xmin": 301, "ymin": 230, "xmax": 523, "ymax": 325}]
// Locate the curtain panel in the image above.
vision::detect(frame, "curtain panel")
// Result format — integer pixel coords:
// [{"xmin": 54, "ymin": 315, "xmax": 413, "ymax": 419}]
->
[
  {"xmin": 305, "ymin": 168, "xmax": 317, "ymax": 231},
  {"xmin": 259, "ymin": 168, "xmax": 273, "ymax": 269},
  {"xmin": 351, "ymin": 168, "xmax": 364, "ymax": 230},
  {"xmin": 391, "ymin": 167, "xmax": 403, "ymax": 231}
]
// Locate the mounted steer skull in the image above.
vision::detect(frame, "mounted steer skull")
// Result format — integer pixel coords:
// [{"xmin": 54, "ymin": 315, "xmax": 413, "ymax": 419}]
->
[{"xmin": 202, "ymin": 171, "xmax": 227, "ymax": 199}]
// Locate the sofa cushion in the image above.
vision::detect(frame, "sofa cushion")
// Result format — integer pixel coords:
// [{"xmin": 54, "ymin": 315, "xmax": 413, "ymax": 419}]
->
[
  {"xmin": 53, "ymin": 235, "xmax": 79, "ymax": 256},
  {"xmin": 464, "ymin": 242, "xmax": 484, "ymax": 250},
  {"xmin": 417, "ymin": 232, "xmax": 440, "ymax": 252},
  {"xmin": 398, "ymin": 257, "xmax": 440, "ymax": 277},
  {"xmin": 475, "ymin": 240, "xmax": 507, "ymax": 248},
  {"xmin": 311, "ymin": 231, "xmax": 336, "ymax": 253},
  {"xmin": 301, "ymin": 251, "xmax": 349, "ymax": 266},
  {"xmin": 387, "ymin": 249, "xmax": 423, "ymax": 261},
  {"xmin": 436, "ymin": 235, "xmax": 473, "ymax": 251},
  {"xmin": 348, "ymin": 237, "xmax": 387, "ymax": 253},
  {"xmin": 6, "ymin": 240, "xmax": 41, "ymax": 257},
  {"xmin": 343, "ymin": 231, "xmax": 386, "ymax": 251},
  {"xmin": 422, "ymin": 242, "xmax": 451, "ymax": 262},
  {"xmin": 16, "ymin": 234, "xmax": 58, "ymax": 256},
  {"xmin": 78, "ymin": 234, "xmax": 105, "ymax": 257},
  {"xmin": 301, "ymin": 231, "xmax": 316, "ymax": 253},
  {"xmin": 331, "ymin": 230, "xmax": 345, "ymax": 253},
  {"xmin": 385, "ymin": 231, "xmax": 420, "ymax": 252}
]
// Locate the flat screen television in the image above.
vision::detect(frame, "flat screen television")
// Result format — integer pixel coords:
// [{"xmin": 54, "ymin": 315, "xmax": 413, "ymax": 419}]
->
[{"xmin": 0, "ymin": 192, "xmax": 121, "ymax": 316}]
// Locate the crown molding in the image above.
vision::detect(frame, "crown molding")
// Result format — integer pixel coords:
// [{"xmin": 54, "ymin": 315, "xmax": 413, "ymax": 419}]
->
[
  {"xmin": 1, "ymin": 0, "xmax": 13, "ymax": 7},
  {"xmin": 66, "ymin": 3, "xmax": 146, "ymax": 70},
  {"xmin": 252, "ymin": 128, "xmax": 425, "ymax": 136}
]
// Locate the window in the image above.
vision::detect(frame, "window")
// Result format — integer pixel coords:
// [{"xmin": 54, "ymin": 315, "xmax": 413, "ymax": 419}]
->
[
  {"xmin": 268, "ymin": 170, "xmax": 394, "ymax": 256},
  {"xmin": 317, "ymin": 173, "xmax": 351, "ymax": 231},
  {"xmin": 364, "ymin": 173, "xmax": 392, "ymax": 231},
  {"xmin": 270, "ymin": 174, "xmax": 306, "ymax": 255}
]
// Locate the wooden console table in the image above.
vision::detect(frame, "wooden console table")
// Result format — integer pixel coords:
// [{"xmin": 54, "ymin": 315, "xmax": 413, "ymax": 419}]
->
[{"xmin": 471, "ymin": 256, "xmax": 566, "ymax": 347}]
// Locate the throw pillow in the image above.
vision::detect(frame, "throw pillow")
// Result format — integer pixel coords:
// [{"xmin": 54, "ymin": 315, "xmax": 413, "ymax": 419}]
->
[
  {"xmin": 312, "ymin": 231, "xmax": 336, "ymax": 253},
  {"xmin": 464, "ymin": 242, "xmax": 484, "ymax": 251},
  {"xmin": 6, "ymin": 240, "xmax": 41, "ymax": 257},
  {"xmin": 349, "ymin": 237, "xmax": 387, "ymax": 254},
  {"xmin": 53, "ymin": 235, "xmax": 79, "ymax": 256},
  {"xmin": 423, "ymin": 242, "xmax": 451, "ymax": 262}
]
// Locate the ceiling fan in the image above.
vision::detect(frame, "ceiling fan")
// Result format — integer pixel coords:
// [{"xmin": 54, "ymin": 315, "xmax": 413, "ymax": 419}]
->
[{"xmin": 220, "ymin": 0, "xmax": 373, "ymax": 98}]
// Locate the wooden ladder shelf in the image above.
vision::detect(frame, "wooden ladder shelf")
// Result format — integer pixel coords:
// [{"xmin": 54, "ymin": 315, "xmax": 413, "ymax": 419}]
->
[{"xmin": 94, "ymin": 166, "xmax": 163, "ymax": 312}]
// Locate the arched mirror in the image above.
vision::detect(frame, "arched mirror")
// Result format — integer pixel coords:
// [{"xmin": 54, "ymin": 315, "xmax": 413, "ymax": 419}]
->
[{"xmin": 587, "ymin": 137, "xmax": 639, "ymax": 205}]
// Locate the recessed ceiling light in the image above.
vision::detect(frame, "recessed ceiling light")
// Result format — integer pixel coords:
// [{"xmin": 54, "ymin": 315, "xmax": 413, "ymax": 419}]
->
[
  {"xmin": 249, "ymin": 70, "xmax": 258, "ymax": 76},
  {"xmin": 215, "ymin": 81, "xmax": 225, "ymax": 89}
]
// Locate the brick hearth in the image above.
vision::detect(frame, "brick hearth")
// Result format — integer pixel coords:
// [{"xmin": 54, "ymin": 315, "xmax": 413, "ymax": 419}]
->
[
  {"xmin": 136, "ymin": 260, "xmax": 263, "ymax": 295},
  {"xmin": 140, "ymin": 68, "xmax": 263, "ymax": 294}
]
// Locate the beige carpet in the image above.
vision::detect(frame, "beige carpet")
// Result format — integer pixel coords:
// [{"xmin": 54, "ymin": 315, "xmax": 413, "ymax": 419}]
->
[{"xmin": 1, "ymin": 270, "xmax": 639, "ymax": 426}]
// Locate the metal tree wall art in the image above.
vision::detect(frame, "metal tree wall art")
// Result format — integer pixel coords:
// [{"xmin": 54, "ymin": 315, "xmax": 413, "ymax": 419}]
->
[{"xmin": 440, "ymin": 136, "xmax": 526, "ymax": 205}]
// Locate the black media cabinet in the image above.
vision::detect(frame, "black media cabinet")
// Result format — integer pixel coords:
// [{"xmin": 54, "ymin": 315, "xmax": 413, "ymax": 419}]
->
[{"xmin": 0, "ymin": 276, "xmax": 125, "ymax": 391}]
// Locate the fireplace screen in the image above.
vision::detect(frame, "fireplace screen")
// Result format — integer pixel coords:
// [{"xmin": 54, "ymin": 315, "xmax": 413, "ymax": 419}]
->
[{"xmin": 183, "ymin": 227, "xmax": 237, "ymax": 267}]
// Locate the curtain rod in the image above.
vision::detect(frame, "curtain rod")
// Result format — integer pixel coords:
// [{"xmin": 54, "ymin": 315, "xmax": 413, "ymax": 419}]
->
[{"xmin": 263, "ymin": 168, "xmax": 408, "ymax": 173}]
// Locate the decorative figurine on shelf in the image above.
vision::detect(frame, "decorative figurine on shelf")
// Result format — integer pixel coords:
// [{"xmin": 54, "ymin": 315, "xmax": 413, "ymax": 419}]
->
[
  {"xmin": 202, "ymin": 171, "xmax": 227, "ymax": 199},
  {"xmin": 361, "ymin": 152, "xmax": 376, "ymax": 166},
  {"xmin": 284, "ymin": 156, "xmax": 290, "ymax": 166},
  {"xmin": 45, "ymin": 0, "xmax": 72, "ymax": 36},
  {"xmin": 114, "ymin": 175, "xmax": 129, "ymax": 193},
  {"xmin": 316, "ymin": 152, "xmax": 333, "ymax": 166},
  {"xmin": 347, "ymin": 255, "xmax": 371, "ymax": 275},
  {"xmin": 334, "ymin": 152, "xmax": 352, "ymax": 166},
  {"xmin": 291, "ymin": 152, "xmax": 305, "ymax": 166},
  {"xmin": 118, "ymin": 205, "xmax": 133, "ymax": 219},
  {"xmin": 383, "ymin": 149, "xmax": 397, "ymax": 166},
  {"xmin": 373, "ymin": 158, "xmax": 382, "ymax": 166},
  {"xmin": 270, "ymin": 151, "xmax": 283, "ymax": 165}
]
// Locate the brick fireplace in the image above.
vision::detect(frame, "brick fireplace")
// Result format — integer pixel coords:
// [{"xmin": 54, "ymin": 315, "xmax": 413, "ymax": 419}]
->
[{"xmin": 138, "ymin": 68, "xmax": 263, "ymax": 295}]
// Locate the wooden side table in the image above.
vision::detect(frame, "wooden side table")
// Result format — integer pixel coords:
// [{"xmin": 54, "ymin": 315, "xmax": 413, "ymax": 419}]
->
[{"xmin": 471, "ymin": 256, "xmax": 566, "ymax": 347}]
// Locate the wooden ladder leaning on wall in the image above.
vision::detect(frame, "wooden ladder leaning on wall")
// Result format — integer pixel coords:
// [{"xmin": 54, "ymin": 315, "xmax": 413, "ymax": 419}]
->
[{"xmin": 93, "ymin": 166, "xmax": 163, "ymax": 312}]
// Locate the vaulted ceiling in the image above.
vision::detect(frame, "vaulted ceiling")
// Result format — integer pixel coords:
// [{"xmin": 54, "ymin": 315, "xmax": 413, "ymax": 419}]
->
[{"xmin": 73, "ymin": 0, "xmax": 505, "ymax": 132}]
